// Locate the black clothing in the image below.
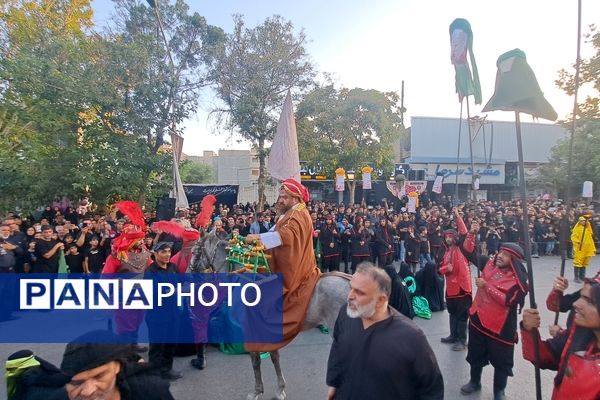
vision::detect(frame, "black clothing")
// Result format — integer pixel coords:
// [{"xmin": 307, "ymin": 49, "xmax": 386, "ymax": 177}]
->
[
  {"xmin": 414, "ymin": 261, "xmax": 445, "ymax": 312},
  {"xmin": 383, "ymin": 265, "xmax": 415, "ymax": 319},
  {"xmin": 327, "ymin": 306, "xmax": 443, "ymax": 400},
  {"xmin": 466, "ymin": 325, "xmax": 515, "ymax": 377},
  {"xmin": 64, "ymin": 253, "xmax": 84, "ymax": 274},
  {"xmin": 145, "ymin": 261, "xmax": 179, "ymax": 374},
  {"xmin": 12, "ymin": 360, "xmax": 174, "ymax": 400},
  {"xmin": 33, "ymin": 239, "xmax": 60, "ymax": 273},
  {"xmin": 85, "ymin": 248, "xmax": 105, "ymax": 273},
  {"xmin": 446, "ymin": 296, "xmax": 472, "ymax": 343}
]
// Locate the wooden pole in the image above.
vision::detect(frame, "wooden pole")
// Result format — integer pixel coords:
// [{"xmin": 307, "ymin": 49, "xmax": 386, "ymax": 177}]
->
[
  {"xmin": 454, "ymin": 99, "xmax": 464, "ymax": 206},
  {"xmin": 515, "ymin": 111, "xmax": 542, "ymax": 400},
  {"xmin": 555, "ymin": 0, "xmax": 582, "ymax": 324}
]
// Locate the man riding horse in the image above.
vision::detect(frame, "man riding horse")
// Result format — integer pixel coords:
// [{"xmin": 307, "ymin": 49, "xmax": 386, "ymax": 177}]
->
[{"xmin": 244, "ymin": 178, "xmax": 321, "ymax": 352}]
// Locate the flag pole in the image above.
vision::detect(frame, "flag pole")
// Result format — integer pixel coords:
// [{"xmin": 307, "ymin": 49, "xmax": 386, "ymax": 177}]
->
[
  {"xmin": 555, "ymin": 0, "xmax": 582, "ymax": 325},
  {"xmin": 454, "ymin": 99, "xmax": 464, "ymax": 206},
  {"xmin": 514, "ymin": 111, "xmax": 542, "ymax": 400}
]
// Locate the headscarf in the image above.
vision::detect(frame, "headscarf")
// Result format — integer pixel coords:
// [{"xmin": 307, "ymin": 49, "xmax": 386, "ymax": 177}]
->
[
  {"xmin": 281, "ymin": 179, "xmax": 310, "ymax": 203},
  {"xmin": 60, "ymin": 330, "xmax": 141, "ymax": 376},
  {"xmin": 497, "ymin": 242, "xmax": 529, "ymax": 294},
  {"xmin": 554, "ymin": 277, "xmax": 600, "ymax": 386}
]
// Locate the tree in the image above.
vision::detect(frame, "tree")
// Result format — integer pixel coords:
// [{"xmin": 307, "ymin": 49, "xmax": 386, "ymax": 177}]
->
[
  {"xmin": 538, "ymin": 26, "xmax": 600, "ymax": 197},
  {"xmin": 105, "ymin": 0, "xmax": 224, "ymax": 153},
  {"xmin": 0, "ymin": 0, "xmax": 224, "ymax": 212},
  {"xmin": 0, "ymin": 0, "xmax": 113, "ymax": 212},
  {"xmin": 99, "ymin": 0, "xmax": 224, "ymax": 202},
  {"xmin": 180, "ymin": 160, "xmax": 214, "ymax": 183},
  {"xmin": 296, "ymin": 85, "xmax": 405, "ymax": 202},
  {"xmin": 209, "ymin": 15, "xmax": 314, "ymax": 210},
  {"xmin": 534, "ymin": 119, "xmax": 600, "ymax": 198}
]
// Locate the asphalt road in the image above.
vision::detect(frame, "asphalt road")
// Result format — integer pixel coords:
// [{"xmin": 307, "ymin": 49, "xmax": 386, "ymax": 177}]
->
[{"xmin": 1, "ymin": 256, "xmax": 594, "ymax": 400}]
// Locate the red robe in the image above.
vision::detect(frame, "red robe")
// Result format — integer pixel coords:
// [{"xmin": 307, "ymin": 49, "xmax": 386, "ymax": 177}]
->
[{"xmin": 246, "ymin": 203, "xmax": 321, "ymax": 352}]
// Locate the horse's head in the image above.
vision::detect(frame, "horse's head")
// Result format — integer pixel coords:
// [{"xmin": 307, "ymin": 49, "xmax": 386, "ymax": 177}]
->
[{"xmin": 188, "ymin": 230, "xmax": 230, "ymax": 273}]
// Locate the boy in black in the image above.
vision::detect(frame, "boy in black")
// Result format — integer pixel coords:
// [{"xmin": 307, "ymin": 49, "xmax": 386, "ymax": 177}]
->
[
  {"xmin": 64, "ymin": 244, "xmax": 84, "ymax": 273},
  {"xmin": 84, "ymin": 236, "xmax": 105, "ymax": 274}
]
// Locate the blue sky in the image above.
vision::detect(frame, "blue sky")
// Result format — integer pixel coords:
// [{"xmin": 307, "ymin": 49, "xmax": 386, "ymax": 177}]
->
[{"xmin": 91, "ymin": 0, "xmax": 600, "ymax": 156}]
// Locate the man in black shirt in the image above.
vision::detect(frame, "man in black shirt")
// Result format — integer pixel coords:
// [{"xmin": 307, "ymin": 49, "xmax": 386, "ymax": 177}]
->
[
  {"xmin": 34, "ymin": 225, "xmax": 63, "ymax": 273},
  {"xmin": 64, "ymin": 243, "xmax": 84, "ymax": 274},
  {"xmin": 326, "ymin": 262, "xmax": 444, "ymax": 400}
]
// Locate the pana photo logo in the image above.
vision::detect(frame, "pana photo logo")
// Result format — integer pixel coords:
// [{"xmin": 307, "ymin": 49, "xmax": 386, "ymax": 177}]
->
[{"xmin": 19, "ymin": 279, "xmax": 261, "ymax": 310}]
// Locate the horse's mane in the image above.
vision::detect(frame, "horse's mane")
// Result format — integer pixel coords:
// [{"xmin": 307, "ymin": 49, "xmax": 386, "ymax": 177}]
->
[{"xmin": 189, "ymin": 230, "xmax": 229, "ymax": 273}]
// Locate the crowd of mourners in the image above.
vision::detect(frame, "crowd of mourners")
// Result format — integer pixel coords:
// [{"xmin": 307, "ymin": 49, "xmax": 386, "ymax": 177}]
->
[{"xmin": 1, "ymin": 196, "xmax": 598, "ymax": 278}]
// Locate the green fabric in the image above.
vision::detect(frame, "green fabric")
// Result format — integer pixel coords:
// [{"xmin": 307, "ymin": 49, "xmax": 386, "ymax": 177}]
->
[
  {"xmin": 315, "ymin": 239, "xmax": 322, "ymax": 269},
  {"xmin": 318, "ymin": 324, "xmax": 329, "ymax": 334},
  {"xmin": 497, "ymin": 48, "xmax": 526, "ymax": 63},
  {"xmin": 404, "ymin": 276, "xmax": 416, "ymax": 294},
  {"xmin": 58, "ymin": 250, "xmax": 68, "ymax": 274},
  {"xmin": 412, "ymin": 296, "xmax": 432, "ymax": 320},
  {"xmin": 219, "ymin": 343, "xmax": 247, "ymax": 355},
  {"xmin": 449, "ymin": 18, "xmax": 482, "ymax": 105},
  {"xmin": 5, "ymin": 355, "xmax": 41, "ymax": 400},
  {"xmin": 482, "ymin": 48, "xmax": 557, "ymax": 121}
]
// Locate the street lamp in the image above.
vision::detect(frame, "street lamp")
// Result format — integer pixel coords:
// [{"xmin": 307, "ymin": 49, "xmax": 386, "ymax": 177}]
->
[{"xmin": 346, "ymin": 169, "xmax": 355, "ymax": 181}]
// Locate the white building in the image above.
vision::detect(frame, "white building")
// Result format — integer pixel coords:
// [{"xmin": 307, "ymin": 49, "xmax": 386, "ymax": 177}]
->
[
  {"xmin": 186, "ymin": 149, "xmax": 278, "ymax": 204},
  {"xmin": 407, "ymin": 116, "xmax": 568, "ymax": 200}
]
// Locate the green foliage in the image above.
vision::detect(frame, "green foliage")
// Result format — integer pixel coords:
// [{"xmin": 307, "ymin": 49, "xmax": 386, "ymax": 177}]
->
[
  {"xmin": 0, "ymin": 0, "xmax": 222, "ymax": 213},
  {"xmin": 179, "ymin": 160, "xmax": 214, "ymax": 183},
  {"xmin": 103, "ymin": 0, "xmax": 225, "ymax": 153},
  {"xmin": 296, "ymin": 84, "xmax": 405, "ymax": 177},
  {"xmin": 539, "ymin": 25, "xmax": 600, "ymax": 198},
  {"xmin": 209, "ymin": 14, "xmax": 314, "ymax": 209},
  {"xmin": 534, "ymin": 119, "xmax": 600, "ymax": 197},
  {"xmin": 555, "ymin": 25, "xmax": 600, "ymax": 119}
]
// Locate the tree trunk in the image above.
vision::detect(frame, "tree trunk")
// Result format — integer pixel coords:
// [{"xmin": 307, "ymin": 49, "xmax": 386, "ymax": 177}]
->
[
  {"xmin": 348, "ymin": 181, "xmax": 356, "ymax": 205},
  {"xmin": 257, "ymin": 138, "xmax": 266, "ymax": 212}
]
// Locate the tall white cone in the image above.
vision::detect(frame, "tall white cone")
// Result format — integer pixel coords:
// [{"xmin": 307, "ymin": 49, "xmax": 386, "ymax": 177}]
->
[{"xmin": 268, "ymin": 90, "xmax": 301, "ymax": 182}]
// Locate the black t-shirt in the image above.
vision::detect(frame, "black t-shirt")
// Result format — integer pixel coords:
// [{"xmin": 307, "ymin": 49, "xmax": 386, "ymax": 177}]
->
[
  {"xmin": 34, "ymin": 238, "xmax": 60, "ymax": 273},
  {"xmin": 65, "ymin": 252, "xmax": 84, "ymax": 273},
  {"xmin": 85, "ymin": 247, "xmax": 105, "ymax": 273}
]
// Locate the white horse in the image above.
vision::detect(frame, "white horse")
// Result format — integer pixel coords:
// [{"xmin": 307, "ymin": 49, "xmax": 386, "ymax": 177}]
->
[{"xmin": 189, "ymin": 230, "xmax": 351, "ymax": 400}]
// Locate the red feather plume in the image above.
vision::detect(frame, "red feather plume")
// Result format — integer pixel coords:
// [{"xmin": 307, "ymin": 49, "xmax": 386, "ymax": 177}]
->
[
  {"xmin": 195, "ymin": 195, "xmax": 216, "ymax": 229},
  {"xmin": 114, "ymin": 200, "xmax": 146, "ymax": 230},
  {"xmin": 151, "ymin": 221, "xmax": 185, "ymax": 239}
]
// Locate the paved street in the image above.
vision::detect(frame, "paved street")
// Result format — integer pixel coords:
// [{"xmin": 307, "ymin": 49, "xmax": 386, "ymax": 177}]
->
[{"xmin": 1, "ymin": 256, "xmax": 595, "ymax": 399}]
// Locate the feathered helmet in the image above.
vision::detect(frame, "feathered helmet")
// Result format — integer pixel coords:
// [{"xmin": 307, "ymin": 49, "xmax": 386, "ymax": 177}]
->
[
  {"xmin": 111, "ymin": 201, "xmax": 146, "ymax": 261},
  {"xmin": 195, "ymin": 195, "xmax": 217, "ymax": 231}
]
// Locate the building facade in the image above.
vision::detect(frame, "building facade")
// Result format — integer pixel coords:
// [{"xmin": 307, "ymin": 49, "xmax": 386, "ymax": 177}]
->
[
  {"xmin": 186, "ymin": 149, "xmax": 279, "ymax": 205},
  {"xmin": 407, "ymin": 116, "xmax": 567, "ymax": 201}
]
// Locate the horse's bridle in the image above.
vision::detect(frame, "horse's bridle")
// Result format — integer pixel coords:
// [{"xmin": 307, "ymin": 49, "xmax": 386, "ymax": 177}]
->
[{"xmin": 191, "ymin": 238, "xmax": 225, "ymax": 273}]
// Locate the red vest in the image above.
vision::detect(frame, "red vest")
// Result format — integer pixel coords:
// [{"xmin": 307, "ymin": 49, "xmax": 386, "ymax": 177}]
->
[
  {"xmin": 439, "ymin": 245, "xmax": 472, "ymax": 297},
  {"xmin": 470, "ymin": 260, "xmax": 518, "ymax": 335},
  {"xmin": 552, "ymin": 345, "xmax": 600, "ymax": 400}
]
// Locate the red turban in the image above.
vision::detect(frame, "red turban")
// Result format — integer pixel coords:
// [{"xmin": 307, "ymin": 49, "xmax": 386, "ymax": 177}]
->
[{"xmin": 281, "ymin": 179, "xmax": 310, "ymax": 203}]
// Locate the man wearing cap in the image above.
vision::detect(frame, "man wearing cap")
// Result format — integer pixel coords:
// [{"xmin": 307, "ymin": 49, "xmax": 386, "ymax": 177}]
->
[
  {"xmin": 144, "ymin": 242, "xmax": 182, "ymax": 381},
  {"xmin": 460, "ymin": 243, "xmax": 529, "ymax": 400},
  {"xmin": 438, "ymin": 210, "xmax": 478, "ymax": 351},
  {"xmin": 245, "ymin": 178, "xmax": 320, "ymax": 352}
]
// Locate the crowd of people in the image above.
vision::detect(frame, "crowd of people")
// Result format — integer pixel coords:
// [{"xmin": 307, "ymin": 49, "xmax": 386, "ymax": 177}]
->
[
  {"xmin": 1, "ymin": 192, "xmax": 600, "ymax": 400},
  {"xmin": 2, "ymin": 196, "xmax": 598, "ymax": 277}
]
